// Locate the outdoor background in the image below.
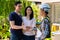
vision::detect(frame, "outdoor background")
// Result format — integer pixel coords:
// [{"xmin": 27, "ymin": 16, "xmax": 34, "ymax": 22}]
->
[
  {"xmin": 0, "ymin": 0, "xmax": 40, "ymax": 40},
  {"xmin": 0, "ymin": 0, "xmax": 60, "ymax": 40}
]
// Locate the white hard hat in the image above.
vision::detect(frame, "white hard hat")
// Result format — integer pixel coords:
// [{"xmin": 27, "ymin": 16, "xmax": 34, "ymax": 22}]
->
[{"xmin": 40, "ymin": 3, "xmax": 50, "ymax": 12}]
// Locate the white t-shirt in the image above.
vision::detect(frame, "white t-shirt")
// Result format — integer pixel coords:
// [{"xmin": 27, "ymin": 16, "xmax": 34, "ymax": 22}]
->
[
  {"xmin": 36, "ymin": 28, "xmax": 42, "ymax": 38},
  {"xmin": 22, "ymin": 17, "xmax": 36, "ymax": 36}
]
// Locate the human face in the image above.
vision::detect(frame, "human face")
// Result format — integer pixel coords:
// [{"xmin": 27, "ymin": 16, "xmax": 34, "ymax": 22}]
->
[
  {"xmin": 40, "ymin": 9, "xmax": 45, "ymax": 16},
  {"xmin": 26, "ymin": 7, "xmax": 32, "ymax": 16},
  {"xmin": 15, "ymin": 4, "xmax": 22, "ymax": 12}
]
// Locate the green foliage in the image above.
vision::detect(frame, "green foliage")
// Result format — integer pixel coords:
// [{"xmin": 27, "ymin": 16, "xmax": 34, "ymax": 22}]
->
[
  {"xmin": 0, "ymin": 0, "xmax": 31, "ymax": 39},
  {"xmin": 0, "ymin": 0, "xmax": 40, "ymax": 39},
  {"xmin": 31, "ymin": 3, "xmax": 40, "ymax": 22}
]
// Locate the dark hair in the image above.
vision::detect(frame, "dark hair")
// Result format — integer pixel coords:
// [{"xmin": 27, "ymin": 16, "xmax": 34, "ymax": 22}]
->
[
  {"xmin": 41, "ymin": 9, "xmax": 48, "ymax": 14},
  {"xmin": 25, "ymin": 6, "xmax": 33, "ymax": 20},
  {"xmin": 45, "ymin": 11, "xmax": 48, "ymax": 14},
  {"xmin": 15, "ymin": 1, "xmax": 22, "ymax": 6}
]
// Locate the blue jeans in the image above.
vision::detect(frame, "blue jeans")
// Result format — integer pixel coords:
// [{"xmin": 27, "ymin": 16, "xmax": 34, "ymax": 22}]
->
[
  {"xmin": 10, "ymin": 29, "xmax": 23, "ymax": 40},
  {"xmin": 10, "ymin": 34, "xmax": 23, "ymax": 40},
  {"xmin": 23, "ymin": 35, "xmax": 35, "ymax": 40}
]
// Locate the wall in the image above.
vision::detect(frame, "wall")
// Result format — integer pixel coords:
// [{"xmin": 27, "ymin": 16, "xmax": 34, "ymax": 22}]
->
[{"xmin": 48, "ymin": 2, "xmax": 60, "ymax": 23}]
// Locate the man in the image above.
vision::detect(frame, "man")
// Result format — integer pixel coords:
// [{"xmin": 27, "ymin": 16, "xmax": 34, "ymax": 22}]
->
[
  {"xmin": 9, "ymin": 1, "xmax": 24, "ymax": 40},
  {"xmin": 39, "ymin": 3, "xmax": 51, "ymax": 40}
]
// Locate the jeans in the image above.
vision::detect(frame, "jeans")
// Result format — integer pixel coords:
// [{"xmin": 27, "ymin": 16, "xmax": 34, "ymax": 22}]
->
[
  {"xmin": 10, "ymin": 34, "xmax": 23, "ymax": 40},
  {"xmin": 23, "ymin": 35, "xmax": 35, "ymax": 40}
]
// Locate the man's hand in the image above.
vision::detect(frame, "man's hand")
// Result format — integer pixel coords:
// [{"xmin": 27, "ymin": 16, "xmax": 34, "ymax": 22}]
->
[{"xmin": 22, "ymin": 25, "xmax": 26, "ymax": 30}]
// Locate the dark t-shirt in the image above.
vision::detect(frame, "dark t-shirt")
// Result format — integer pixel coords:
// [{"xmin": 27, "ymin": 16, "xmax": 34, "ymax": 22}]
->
[{"xmin": 9, "ymin": 12, "xmax": 23, "ymax": 36}]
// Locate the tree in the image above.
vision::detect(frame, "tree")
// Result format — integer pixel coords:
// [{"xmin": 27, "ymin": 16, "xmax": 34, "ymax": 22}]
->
[{"xmin": 0, "ymin": 0, "xmax": 31, "ymax": 39}]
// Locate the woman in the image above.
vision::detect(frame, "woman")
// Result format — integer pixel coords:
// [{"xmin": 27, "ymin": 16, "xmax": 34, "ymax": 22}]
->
[{"xmin": 22, "ymin": 6, "xmax": 37, "ymax": 40}]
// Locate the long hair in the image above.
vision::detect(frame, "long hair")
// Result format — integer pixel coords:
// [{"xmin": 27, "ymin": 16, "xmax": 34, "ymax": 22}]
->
[{"xmin": 25, "ymin": 6, "xmax": 33, "ymax": 20}]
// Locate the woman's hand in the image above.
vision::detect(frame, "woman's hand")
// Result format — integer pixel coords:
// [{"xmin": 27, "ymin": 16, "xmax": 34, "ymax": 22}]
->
[
  {"xmin": 23, "ymin": 26, "xmax": 32, "ymax": 31},
  {"xmin": 22, "ymin": 25, "xmax": 32, "ymax": 32},
  {"xmin": 26, "ymin": 26, "xmax": 32, "ymax": 30}
]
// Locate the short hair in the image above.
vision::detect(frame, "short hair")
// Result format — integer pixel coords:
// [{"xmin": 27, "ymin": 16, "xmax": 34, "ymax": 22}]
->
[
  {"xmin": 15, "ymin": 1, "xmax": 22, "ymax": 6},
  {"xmin": 45, "ymin": 11, "xmax": 48, "ymax": 14},
  {"xmin": 25, "ymin": 6, "xmax": 34, "ymax": 20},
  {"xmin": 41, "ymin": 8, "xmax": 49, "ymax": 14}
]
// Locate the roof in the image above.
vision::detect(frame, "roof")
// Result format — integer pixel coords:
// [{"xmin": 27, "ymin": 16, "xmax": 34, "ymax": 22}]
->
[{"xmin": 28, "ymin": 0, "xmax": 60, "ymax": 3}]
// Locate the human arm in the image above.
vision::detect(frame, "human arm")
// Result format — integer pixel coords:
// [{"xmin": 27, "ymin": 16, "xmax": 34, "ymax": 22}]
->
[{"xmin": 41, "ymin": 19, "xmax": 49, "ymax": 40}]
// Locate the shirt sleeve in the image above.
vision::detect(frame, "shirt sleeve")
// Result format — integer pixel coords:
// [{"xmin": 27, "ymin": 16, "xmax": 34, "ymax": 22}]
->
[
  {"xmin": 32, "ymin": 18, "xmax": 36, "ymax": 27},
  {"xmin": 9, "ymin": 13, "xmax": 15, "ymax": 21},
  {"xmin": 42, "ymin": 19, "xmax": 49, "ymax": 38}
]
